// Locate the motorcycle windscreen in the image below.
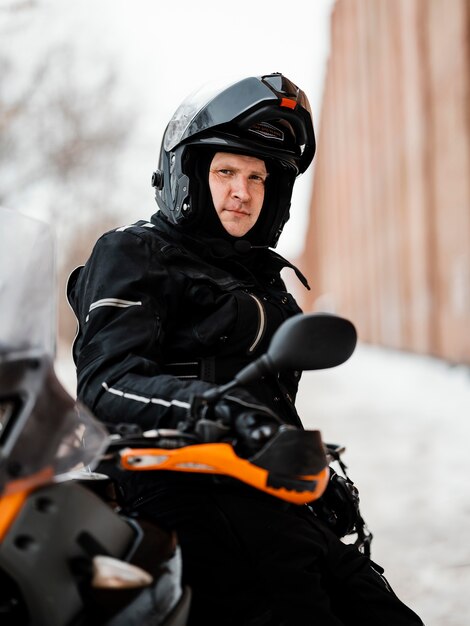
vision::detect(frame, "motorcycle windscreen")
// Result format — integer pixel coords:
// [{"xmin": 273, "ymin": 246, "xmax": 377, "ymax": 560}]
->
[
  {"xmin": 0, "ymin": 209, "xmax": 108, "ymax": 496},
  {"xmin": 0, "ymin": 208, "xmax": 55, "ymax": 357}
]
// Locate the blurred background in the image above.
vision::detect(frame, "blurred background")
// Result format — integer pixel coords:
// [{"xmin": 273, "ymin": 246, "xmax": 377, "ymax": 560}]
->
[
  {"xmin": 299, "ymin": 0, "xmax": 470, "ymax": 365},
  {"xmin": 0, "ymin": 0, "xmax": 333, "ymax": 340},
  {"xmin": 1, "ymin": 0, "xmax": 469, "ymax": 624}
]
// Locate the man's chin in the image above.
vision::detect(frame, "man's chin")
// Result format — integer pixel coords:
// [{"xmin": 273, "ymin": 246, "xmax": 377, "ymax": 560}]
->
[
  {"xmin": 220, "ymin": 220, "xmax": 252, "ymax": 238},
  {"xmin": 221, "ymin": 213, "xmax": 252, "ymax": 237}
]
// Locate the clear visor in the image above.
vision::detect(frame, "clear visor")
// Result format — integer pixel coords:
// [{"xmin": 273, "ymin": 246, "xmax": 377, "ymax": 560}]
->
[{"xmin": 164, "ymin": 75, "xmax": 242, "ymax": 152}]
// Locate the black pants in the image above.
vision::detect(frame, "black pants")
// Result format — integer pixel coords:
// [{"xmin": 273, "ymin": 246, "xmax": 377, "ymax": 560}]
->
[{"xmin": 136, "ymin": 481, "xmax": 424, "ymax": 626}]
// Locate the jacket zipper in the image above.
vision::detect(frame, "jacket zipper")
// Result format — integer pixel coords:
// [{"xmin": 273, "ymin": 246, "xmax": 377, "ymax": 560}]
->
[{"xmin": 247, "ymin": 292, "xmax": 266, "ymax": 353}]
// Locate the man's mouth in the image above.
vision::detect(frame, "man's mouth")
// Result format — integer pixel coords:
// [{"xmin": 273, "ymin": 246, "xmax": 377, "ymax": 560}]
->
[{"xmin": 225, "ymin": 207, "xmax": 249, "ymax": 216}]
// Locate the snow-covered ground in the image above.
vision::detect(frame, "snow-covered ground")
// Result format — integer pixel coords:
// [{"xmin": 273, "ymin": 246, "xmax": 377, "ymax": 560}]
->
[
  {"xmin": 56, "ymin": 343, "xmax": 470, "ymax": 626},
  {"xmin": 296, "ymin": 345, "xmax": 470, "ymax": 626}
]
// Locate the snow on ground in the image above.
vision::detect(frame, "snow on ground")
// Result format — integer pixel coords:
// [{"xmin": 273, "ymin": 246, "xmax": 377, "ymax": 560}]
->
[
  {"xmin": 296, "ymin": 344, "xmax": 470, "ymax": 626},
  {"xmin": 56, "ymin": 343, "xmax": 470, "ymax": 626}
]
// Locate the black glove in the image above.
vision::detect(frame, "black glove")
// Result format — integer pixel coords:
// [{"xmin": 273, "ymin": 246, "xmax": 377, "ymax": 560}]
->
[
  {"xmin": 233, "ymin": 411, "xmax": 281, "ymax": 456},
  {"xmin": 188, "ymin": 387, "xmax": 282, "ymax": 454}
]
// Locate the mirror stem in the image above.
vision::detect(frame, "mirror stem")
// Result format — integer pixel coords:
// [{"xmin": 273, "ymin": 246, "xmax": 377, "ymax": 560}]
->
[
  {"xmin": 234, "ymin": 355, "xmax": 273, "ymax": 386},
  {"xmin": 201, "ymin": 355, "xmax": 274, "ymax": 404},
  {"xmin": 202, "ymin": 380, "xmax": 238, "ymax": 403}
]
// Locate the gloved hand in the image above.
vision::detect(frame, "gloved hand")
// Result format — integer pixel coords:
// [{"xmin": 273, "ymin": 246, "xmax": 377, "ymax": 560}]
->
[
  {"xmin": 233, "ymin": 411, "xmax": 282, "ymax": 457},
  {"xmin": 188, "ymin": 387, "xmax": 282, "ymax": 454}
]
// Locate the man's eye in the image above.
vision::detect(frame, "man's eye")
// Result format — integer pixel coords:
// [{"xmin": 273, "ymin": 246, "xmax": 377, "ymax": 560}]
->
[
  {"xmin": 219, "ymin": 169, "xmax": 232, "ymax": 175},
  {"xmin": 250, "ymin": 175, "xmax": 266, "ymax": 184}
]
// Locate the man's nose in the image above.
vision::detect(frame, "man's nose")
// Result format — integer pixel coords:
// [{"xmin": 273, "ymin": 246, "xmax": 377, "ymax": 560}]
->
[{"xmin": 231, "ymin": 175, "xmax": 251, "ymax": 202}]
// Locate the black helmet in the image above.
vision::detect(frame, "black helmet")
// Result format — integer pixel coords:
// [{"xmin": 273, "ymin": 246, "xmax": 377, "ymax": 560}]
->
[{"xmin": 152, "ymin": 73, "xmax": 316, "ymax": 247}]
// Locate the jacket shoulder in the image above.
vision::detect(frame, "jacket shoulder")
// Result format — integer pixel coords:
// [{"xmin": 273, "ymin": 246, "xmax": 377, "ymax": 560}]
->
[
  {"xmin": 87, "ymin": 220, "xmax": 182, "ymax": 261},
  {"xmin": 67, "ymin": 221, "xmax": 175, "ymax": 312}
]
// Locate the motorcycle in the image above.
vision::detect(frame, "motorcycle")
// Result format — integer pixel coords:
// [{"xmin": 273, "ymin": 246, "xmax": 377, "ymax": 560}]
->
[{"xmin": 0, "ymin": 208, "xmax": 370, "ymax": 626}]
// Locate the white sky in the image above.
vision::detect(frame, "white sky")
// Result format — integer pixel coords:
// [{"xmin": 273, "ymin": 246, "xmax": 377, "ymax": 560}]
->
[{"xmin": 3, "ymin": 0, "xmax": 335, "ymax": 256}]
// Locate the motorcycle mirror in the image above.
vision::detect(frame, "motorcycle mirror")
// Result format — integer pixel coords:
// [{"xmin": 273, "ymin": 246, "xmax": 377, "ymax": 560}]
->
[
  {"xmin": 203, "ymin": 313, "xmax": 357, "ymax": 402},
  {"xmin": 234, "ymin": 313, "xmax": 357, "ymax": 386},
  {"xmin": 267, "ymin": 313, "xmax": 356, "ymax": 371}
]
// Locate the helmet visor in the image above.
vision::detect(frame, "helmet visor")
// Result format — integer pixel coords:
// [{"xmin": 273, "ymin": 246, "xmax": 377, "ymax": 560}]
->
[{"xmin": 164, "ymin": 75, "xmax": 279, "ymax": 152}]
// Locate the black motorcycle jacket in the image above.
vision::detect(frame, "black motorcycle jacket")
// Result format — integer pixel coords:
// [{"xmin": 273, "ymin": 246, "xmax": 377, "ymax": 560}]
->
[{"xmin": 67, "ymin": 213, "xmax": 308, "ymax": 433}]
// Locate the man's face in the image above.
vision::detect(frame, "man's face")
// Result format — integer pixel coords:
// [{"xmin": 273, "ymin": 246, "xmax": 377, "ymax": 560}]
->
[{"xmin": 209, "ymin": 152, "xmax": 268, "ymax": 238}]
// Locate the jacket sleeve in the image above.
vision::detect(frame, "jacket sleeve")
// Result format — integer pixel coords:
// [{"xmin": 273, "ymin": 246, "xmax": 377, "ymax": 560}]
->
[{"xmin": 68, "ymin": 228, "xmax": 214, "ymax": 431}]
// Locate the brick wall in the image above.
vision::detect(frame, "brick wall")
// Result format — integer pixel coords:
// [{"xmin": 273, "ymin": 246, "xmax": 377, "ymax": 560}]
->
[{"xmin": 301, "ymin": 0, "xmax": 470, "ymax": 363}]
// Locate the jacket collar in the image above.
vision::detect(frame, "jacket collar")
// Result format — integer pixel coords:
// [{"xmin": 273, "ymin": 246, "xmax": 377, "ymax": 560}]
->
[{"xmin": 151, "ymin": 212, "xmax": 310, "ymax": 290}]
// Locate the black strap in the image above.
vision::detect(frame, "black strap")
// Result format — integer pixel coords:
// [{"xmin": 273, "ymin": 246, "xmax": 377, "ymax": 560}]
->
[
  {"xmin": 162, "ymin": 357, "xmax": 216, "ymax": 383},
  {"xmin": 268, "ymin": 250, "xmax": 311, "ymax": 290}
]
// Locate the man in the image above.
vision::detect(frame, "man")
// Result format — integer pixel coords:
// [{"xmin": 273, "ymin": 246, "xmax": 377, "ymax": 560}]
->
[{"xmin": 68, "ymin": 73, "xmax": 423, "ymax": 625}]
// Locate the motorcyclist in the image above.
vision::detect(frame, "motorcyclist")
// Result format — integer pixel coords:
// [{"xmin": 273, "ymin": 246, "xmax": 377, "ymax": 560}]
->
[{"xmin": 68, "ymin": 73, "xmax": 424, "ymax": 625}]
